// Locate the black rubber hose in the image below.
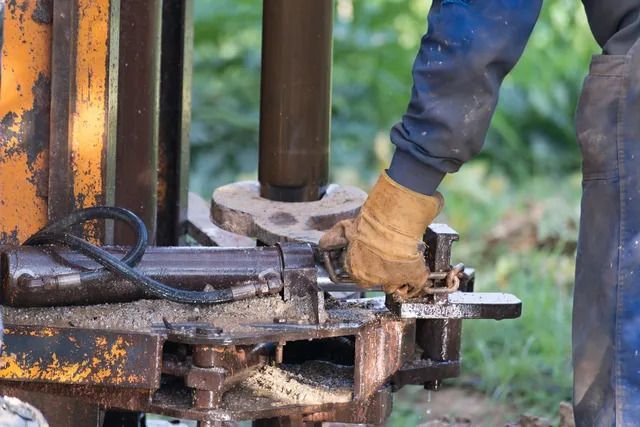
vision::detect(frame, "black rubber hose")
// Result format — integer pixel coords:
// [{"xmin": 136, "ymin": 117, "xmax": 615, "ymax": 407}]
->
[
  {"xmin": 23, "ymin": 207, "xmax": 148, "ymax": 283},
  {"xmin": 27, "ymin": 232, "xmax": 236, "ymax": 304}
]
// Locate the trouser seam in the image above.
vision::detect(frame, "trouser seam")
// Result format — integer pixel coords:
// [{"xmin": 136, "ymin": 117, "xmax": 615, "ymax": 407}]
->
[{"xmin": 614, "ymin": 55, "xmax": 631, "ymax": 426}]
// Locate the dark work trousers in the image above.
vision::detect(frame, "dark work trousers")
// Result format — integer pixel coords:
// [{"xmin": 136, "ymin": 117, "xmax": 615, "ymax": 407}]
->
[
  {"xmin": 385, "ymin": 1, "xmax": 640, "ymax": 426},
  {"xmin": 573, "ymin": 38, "xmax": 640, "ymax": 426}
]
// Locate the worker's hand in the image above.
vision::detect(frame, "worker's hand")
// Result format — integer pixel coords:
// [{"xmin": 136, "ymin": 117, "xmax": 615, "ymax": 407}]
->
[{"xmin": 320, "ymin": 172, "xmax": 443, "ymax": 299}]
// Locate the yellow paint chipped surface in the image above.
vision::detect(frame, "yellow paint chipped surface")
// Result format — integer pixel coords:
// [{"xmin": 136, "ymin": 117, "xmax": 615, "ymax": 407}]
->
[
  {"xmin": 0, "ymin": 335, "xmax": 145, "ymax": 385},
  {"xmin": 0, "ymin": 1, "xmax": 51, "ymax": 243},
  {"xmin": 0, "ymin": 1, "xmax": 114, "ymax": 243},
  {"xmin": 72, "ymin": 0, "xmax": 112, "ymax": 239}
]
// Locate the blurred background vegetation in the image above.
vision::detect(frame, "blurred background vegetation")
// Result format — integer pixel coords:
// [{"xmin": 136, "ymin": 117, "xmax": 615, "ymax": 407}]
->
[{"xmin": 189, "ymin": 0, "xmax": 598, "ymax": 424}]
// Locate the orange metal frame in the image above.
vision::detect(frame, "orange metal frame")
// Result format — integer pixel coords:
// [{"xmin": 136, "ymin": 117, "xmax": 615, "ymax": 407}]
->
[{"xmin": 0, "ymin": 0, "xmax": 117, "ymax": 244}]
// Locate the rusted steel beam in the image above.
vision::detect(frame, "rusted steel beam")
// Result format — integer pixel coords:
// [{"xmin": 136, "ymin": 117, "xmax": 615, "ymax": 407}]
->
[
  {"xmin": 0, "ymin": 0, "xmax": 53, "ymax": 244},
  {"xmin": 0, "ymin": 3, "xmax": 4, "ymax": 71},
  {"xmin": 48, "ymin": 0, "xmax": 120, "ymax": 242},
  {"xmin": 157, "ymin": 0, "xmax": 193, "ymax": 246},
  {"xmin": 0, "ymin": 325, "xmax": 163, "ymax": 388},
  {"xmin": 353, "ymin": 318, "xmax": 413, "ymax": 401},
  {"xmin": 258, "ymin": 0, "xmax": 333, "ymax": 202},
  {"xmin": 114, "ymin": 0, "xmax": 162, "ymax": 245},
  {"xmin": 418, "ymin": 225, "xmax": 462, "ymax": 390},
  {"xmin": 391, "ymin": 359, "xmax": 460, "ymax": 390}
]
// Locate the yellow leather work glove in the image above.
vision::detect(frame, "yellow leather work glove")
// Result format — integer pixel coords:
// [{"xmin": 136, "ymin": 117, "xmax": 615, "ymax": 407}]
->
[{"xmin": 319, "ymin": 172, "xmax": 444, "ymax": 299}]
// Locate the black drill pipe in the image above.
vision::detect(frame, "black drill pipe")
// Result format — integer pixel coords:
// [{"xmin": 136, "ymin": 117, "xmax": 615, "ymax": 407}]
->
[
  {"xmin": 258, "ymin": 0, "xmax": 333, "ymax": 202},
  {"xmin": 0, "ymin": 245, "xmax": 316, "ymax": 307}
]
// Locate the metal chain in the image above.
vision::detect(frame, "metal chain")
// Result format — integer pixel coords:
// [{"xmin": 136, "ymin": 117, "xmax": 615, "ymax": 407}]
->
[
  {"xmin": 322, "ymin": 248, "xmax": 465, "ymax": 297},
  {"xmin": 424, "ymin": 263, "xmax": 465, "ymax": 295}
]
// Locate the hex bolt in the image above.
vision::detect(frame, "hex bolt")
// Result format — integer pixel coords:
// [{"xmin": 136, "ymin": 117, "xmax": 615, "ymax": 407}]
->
[{"xmin": 191, "ymin": 345, "xmax": 223, "ymax": 409}]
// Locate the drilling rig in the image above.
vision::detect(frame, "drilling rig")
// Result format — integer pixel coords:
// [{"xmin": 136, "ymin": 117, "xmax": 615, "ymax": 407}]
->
[{"xmin": 0, "ymin": 1, "xmax": 521, "ymax": 426}]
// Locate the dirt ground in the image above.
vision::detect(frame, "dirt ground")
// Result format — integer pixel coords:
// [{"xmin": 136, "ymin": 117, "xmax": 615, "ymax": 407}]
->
[
  {"xmin": 392, "ymin": 386, "xmax": 574, "ymax": 427},
  {"xmin": 394, "ymin": 386, "xmax": 518, "ymax": 426}
]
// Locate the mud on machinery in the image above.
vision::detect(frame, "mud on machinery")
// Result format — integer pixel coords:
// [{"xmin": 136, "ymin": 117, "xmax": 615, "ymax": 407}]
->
[{"xmin": 0, "ymin": 1, "xmax": 521, "ymax": 426}]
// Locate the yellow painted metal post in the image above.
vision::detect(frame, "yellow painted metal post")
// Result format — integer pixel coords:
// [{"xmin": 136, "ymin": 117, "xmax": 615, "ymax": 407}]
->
[
  {"xmin": 0, "ymin": 0, "xmax": 118, "ymax": 244},
  {"xmin": 49, "ymin": 0, "xmax": 119, "ymax": 242},
  {"xmin": 0, "ymin": 1, "xmax": 52, "ymax": 244}
]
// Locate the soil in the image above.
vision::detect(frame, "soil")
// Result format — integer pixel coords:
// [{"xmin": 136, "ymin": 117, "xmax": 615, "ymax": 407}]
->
[
  {"xmin": 394, "ymin": 386, "xmax": 518, "ymax": 426},
  {"xmin": 239, "ymin": 361, "xmax": 353, "ymax": 405},
  {"xmin": 3, "ymin": 295, "xmax": 295, "ymax": 333},
  {"xmin": 394, "ymin": 387, "xmax": 574, "ymax": 427}
]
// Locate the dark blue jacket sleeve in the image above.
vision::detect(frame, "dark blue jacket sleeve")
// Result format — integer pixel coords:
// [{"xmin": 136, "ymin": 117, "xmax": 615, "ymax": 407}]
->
[{"xmin": 388, "ymin": 0, "xmax": 542, "ymax": 195}]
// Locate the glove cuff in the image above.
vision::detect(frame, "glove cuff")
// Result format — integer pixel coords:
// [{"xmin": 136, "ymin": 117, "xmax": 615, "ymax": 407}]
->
[{"xmin": 361, "ymin": 172, "xmax": 444, "ymax": 240}]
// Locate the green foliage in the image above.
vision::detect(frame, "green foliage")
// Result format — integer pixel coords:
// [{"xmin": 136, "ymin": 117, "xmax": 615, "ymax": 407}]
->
[
  {"xmin": 190, "ymin": 0, "xmax": 597, "ymax": 195},
  {"xmin": 439, "ymin": 167, "xmax": 578, "ymax": 419},
  {"xmin": 484, "ymin": 1, "xmax": 597, "ymax": 181},
  {"xmin": 190, "ymin": 1, "xmax": 263, "ymax": 196},
  {"xmin": 190, "ymin": 0, "xmax": 432, "ymax": 195}
]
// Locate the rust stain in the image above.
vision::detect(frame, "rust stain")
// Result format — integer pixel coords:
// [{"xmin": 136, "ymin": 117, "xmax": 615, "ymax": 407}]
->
[
  {"xmin": 31, "ymin": 0, "xmax": 53, "ymax": 24},
  {"xmin": 0, "ymin": 0, "xmax": 52, "ymax": 244},
  {"xmin": 71, "ymin": 0, "xmax": 111, "ymax": 240},
  {"xmin": 0, "ymin": 335, "xmax": 143, "ymax": 385}
]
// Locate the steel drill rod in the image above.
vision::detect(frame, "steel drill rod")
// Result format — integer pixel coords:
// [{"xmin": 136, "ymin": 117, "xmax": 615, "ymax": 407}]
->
[{"xmin": 258, "ymin": 0, "xmax": 333, "ymax": 202}]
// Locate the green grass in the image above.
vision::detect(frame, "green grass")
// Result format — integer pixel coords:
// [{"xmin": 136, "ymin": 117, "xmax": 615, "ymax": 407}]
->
[
  {"xmin": 459, "ymin": 248, "xmax": 574, "ymax": 414},
  {"xmin": 439, "ymin": 166, "xmax": 577, "ymax": 418},
  {"xmin": 384, "ymin": 167, "xmax": 578, "ymax": 425}
]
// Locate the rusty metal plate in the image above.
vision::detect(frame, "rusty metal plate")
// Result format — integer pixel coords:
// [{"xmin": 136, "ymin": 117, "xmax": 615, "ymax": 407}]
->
[
  {"xmin": 385, "ymin": 292, "xmax": 522, "ymax": 319},
  {"xmin": 0, "ymin": 382, "xmax": 154, "ymax": 413},
  {"xmin": 354, "ymin": 319, "xmax": 412, "ymax": 400},
  {"xmin": 187, "ymin": 192, "xmax": 255, "ymax": 247},
  {"xmin": 211, "ymin": 181, "xmax": 366, "ymax": 245},
  {"xmin": 158, "ymin": 320, "xmax": 365, "ymax": 346},
  {"xmin": 0, "ymin": 325, "xmax": 163, "ymax": 388}
]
